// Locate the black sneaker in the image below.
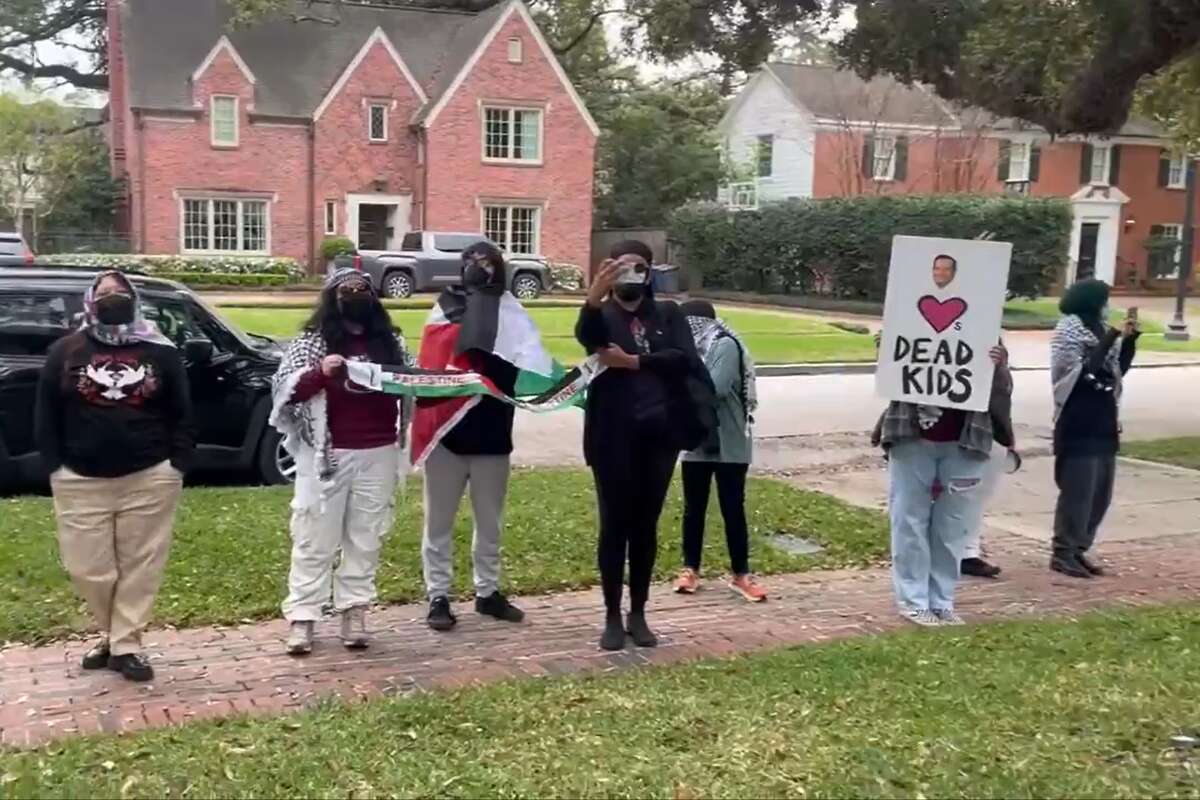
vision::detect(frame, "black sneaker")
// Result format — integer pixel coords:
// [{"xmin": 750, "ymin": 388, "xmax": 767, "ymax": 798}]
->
[
  {"xmin": 474, "ymin": 591, "xmax": 525, "ymax": 623},
  {"xmin": 1050, "ymin": 555, "xmax": 1092, "ymax": 579},
  {"xmin": 1078, "ymin": 553, "xmax": 1106, "ymax": 576},
  {"xmin": 81, "ymin": 640, "xmax": 110, "ymax": 670},
  {"xmin": 625, "ymin": 611, "xmax": 658, "ymax": 648},
  {"xmin": 961, "ymin": 557, "xmax": 1002, "ymax": 579},
  {"xmin": 599, "ymin": 614, "xmax": 626, "ymax": 651},
  {"xmin": 427, "ymin": 596, "xmax": 457, "ymax": 631},
  {"xmin": 107, "ymin": 653, "xmax": 154, "ymax": 682}
]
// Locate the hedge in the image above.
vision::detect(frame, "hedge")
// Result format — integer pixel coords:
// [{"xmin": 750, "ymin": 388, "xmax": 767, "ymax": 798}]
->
[
  {"xmin": 34, "ymin": 253, "xmax": 306, "ymax": 281},
  {"xmin": 155, "ymin": 272, "xmax": 289, "ymax": 287},
  {"xmin": 669, "ymin": 195, "xmax": 1072, "ymax": 301}
]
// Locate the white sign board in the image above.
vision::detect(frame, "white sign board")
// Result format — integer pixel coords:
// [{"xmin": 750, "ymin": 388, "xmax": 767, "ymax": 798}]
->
[{"xmin": 875, "ymin": 235, "xmax": 1012, "ymax": 412}]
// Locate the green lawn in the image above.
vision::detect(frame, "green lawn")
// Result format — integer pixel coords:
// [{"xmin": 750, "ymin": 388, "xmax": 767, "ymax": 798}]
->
[
  {"xmin": 4, "ymin": 606, "xmax": 1198, "ymax": 798},
  {"xmin": 1123, "ymin": 437, "xmax": 1200, "ymax": 470},
  {"xmin": 0, "ymin": 470, "xmax": 886, "ymax": 645},
  {"xmin": 215, "ymin": 305, "xmax": 878, "ymax": 365}
]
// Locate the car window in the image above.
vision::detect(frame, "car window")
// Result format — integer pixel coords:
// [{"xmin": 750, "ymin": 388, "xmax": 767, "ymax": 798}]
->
[
  {"xmin": 401, "ymin": 232, "xmax": 423, "ymax": 251},
  {"xmin": 141, "ymin": 298, "xmax": 207, "ymax": 349},
  {"xmin": 0, "ymin": 238, "xmax": 23, "ymax": 255},
  {"xmin": 433, "ymin": 234, "xmax": 482, "ymax": 253},
  {"xmin": 0, "ymin": 291, "xmax": 80, "ymax": 356},
  {"xmin": 188, "ymin": 303, "xmax": 241, "ymax": 354}
]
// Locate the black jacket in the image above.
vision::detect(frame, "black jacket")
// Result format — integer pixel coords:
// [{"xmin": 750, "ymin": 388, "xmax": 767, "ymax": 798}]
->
[
  {"xmin": 1054, "ymin": 331, "xmax": 1138, "ymax": 457},
  {"xmin": 441, "ymin": 350, "xmax": 518, "ymax": 457}
]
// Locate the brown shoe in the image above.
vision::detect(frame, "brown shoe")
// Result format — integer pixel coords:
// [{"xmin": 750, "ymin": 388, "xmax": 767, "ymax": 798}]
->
[{"xmin": 674, "ymin": 568, "xmax": 700, "ymax": 594}]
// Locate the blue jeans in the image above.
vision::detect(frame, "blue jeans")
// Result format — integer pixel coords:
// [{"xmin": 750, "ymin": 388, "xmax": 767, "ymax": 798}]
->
[{"xmin": 888, "ymin": 440, "xmax": 988, "ymax": 612}]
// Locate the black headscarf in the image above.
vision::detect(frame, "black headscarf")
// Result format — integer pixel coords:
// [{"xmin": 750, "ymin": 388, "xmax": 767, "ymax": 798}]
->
[
  {"xmin": 680, "ymin": 300, "xmax": 716, "ymax": 319},
  {"xmin": 1059, "ymin": 279, "xmax": 1110, "ymax": 335},
  {"xmin": 453, "ymin": 241, "xmax": 507, "ymax": 356},
  {"xmin": 608, "ymin": 239, "xmax": 656, "ymax": 310}
]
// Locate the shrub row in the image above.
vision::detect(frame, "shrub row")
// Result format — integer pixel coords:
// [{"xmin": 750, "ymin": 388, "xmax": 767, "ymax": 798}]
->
[
  {"xmin": 156, "ymin": 272, "xmax": 289, "ymax": 287},
  {"xmin": 669, "ymin": 195, "xmax": 1073, "ymax": 301},
  {"xmin": 35, "ymin": 253, "xmax": 306, "ymax": 280}
]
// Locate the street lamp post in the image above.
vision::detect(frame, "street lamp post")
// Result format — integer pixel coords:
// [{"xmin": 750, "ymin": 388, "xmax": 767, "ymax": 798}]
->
[{"xmin": 1165, "ymin": 157, "xmax": 1197, "ymax": 341}]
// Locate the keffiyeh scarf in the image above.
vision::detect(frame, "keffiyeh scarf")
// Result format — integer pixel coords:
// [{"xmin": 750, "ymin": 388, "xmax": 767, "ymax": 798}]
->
[
  {"xmin": 687, "ymin": 316, "xmax": 758, "ymax": 418},
  {"xmin": 1050, "ymin": 314, "xmax": 1123, "ymax": 423}
]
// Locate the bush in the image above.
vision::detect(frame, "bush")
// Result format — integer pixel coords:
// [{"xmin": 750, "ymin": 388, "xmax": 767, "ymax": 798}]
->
[
  {"xmin": 155, "ymin": 272, "xmax": 289, "ymax": 287},
  {"xmin": 320, "ymin": 236, "xmax": 356, "ymax": 262},
  {"xmin": 548, "ymin": 262, "xmax": 585, "ymax": 292},
  {"xmin": 35, "ymin": 253, "xmax": 305, "ymax": 281},
  {"xmin": 670, "ymin": 195, "xmax": 1072, "ymax": 301}
]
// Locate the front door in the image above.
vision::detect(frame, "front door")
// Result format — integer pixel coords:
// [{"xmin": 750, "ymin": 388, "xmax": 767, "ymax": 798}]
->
[
  {"xmin": 358, "ymin": 204, "xmax": 391, "ymax": 251},
  {"xmin": 1077, "ymin": 222, "xmax": 1100, "ymax": 281}
]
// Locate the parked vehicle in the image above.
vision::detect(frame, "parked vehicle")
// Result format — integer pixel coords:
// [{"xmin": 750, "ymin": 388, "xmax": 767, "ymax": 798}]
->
[
  {"xmin": 335, "ymin": 231, "xmax": 551, "ymax": 299},
  {"xmin": 0, "ymin": 267, "xmax": 291, "ymax": 491},
  {"xmin": 0, "ymin": 232, "xmax": 35, "ymax": 267}
]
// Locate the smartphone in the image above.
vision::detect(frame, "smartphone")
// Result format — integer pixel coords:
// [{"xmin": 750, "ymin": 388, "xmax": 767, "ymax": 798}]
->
[{"xmin": 1126, "ymin": 306, "xmax": 1139, "ymax": 322}]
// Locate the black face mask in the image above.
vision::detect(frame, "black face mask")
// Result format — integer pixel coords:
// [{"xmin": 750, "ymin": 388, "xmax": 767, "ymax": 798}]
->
[
  {"xmin": 339, "ymin": 294, "xmax": 375, "ymax": 323},
  {"xmin": 95, "ymin": 294, "xmax": 135, "ymax": 326},
  {"xmin": 614, "ymin": 283, "xmax": 646, "ymax": 304},
  {"xmin": 463, "ymin": 264, "xmax": 494, "ymax": 289}
]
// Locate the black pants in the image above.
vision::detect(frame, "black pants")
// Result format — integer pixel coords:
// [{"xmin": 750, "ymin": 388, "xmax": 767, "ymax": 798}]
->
[
  {"xmin": 1052, "ymin": 453, "xmax": 1116, "ymax": 558},
  {"xmin": 592, "ymin": 445, "xmax": 678, "ymax": 615},
  {"xmin": 681, "ymin": 461, "xmax": 750, "ymax": 575}
]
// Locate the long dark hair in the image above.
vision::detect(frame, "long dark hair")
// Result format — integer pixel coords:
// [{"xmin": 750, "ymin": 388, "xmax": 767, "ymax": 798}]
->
[{"xmin": 302, "ymin": 285, "xmax": 403, "ymax": 363}]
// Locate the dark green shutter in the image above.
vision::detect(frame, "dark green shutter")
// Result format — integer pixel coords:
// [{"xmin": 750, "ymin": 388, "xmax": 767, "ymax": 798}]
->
[
  {"xmin": 1029, "ymin": 142, "xmax": 1041, "ymax": 183},
  {"xmin": 1109, "ymin": 145, "xmax": 1121, "ymax": 185},
  {"xmin": 894, "ymin": 136, "xmax": 908, "ymax": 181},
  {"xmin": 1159, "ymin": 151, "xmax": 1171, "ymax": 187},
  {"xmin": 862, "ymin": 137, "xmax": 874, "ymax": 179},
  {"xmin": 1148, "ymin": 224, "xmax": 1166, "ymax": 277},
  {"xmin": 1080, "ymin": 144, "xmax": 1094, "ymax": 184},
  {"xmin": 997, "ymin": 140, "xmax": 1011, "ymax": 181}
]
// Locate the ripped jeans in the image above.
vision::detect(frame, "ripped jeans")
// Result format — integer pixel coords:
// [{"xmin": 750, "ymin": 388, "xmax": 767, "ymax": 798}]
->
[
  {"xmin": 282, "ymin": 444, "xmax": 400, "ymax": 621},
  {"xmin": 888, "ymin": 439, "xmax": 988, "ymax": 613}
]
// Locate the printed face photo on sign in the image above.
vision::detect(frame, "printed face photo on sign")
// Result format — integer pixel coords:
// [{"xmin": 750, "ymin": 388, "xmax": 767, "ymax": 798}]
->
[{"xmin": 931, "ymin": 255, "xmax": 957, "ymax": 289}]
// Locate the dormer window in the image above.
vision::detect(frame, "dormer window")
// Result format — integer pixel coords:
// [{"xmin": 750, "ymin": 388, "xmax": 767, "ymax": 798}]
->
[
  {"xmin": 210, "ymin": 95, "xmax": 238, "ymax": 147},
  {"xmin": 368, "ymin": 103, "xmax": 388, "ymax": 142},
  {"xmin": 507, "ymin": 37, "xmax": 523, "ymax": 64}
]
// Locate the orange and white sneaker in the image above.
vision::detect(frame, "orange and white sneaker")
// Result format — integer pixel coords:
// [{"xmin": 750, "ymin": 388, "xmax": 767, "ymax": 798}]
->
[
  {"xmin": 674, "ymin": 568, "xmax": 700, "ymax": 594},
  {"xmin": 729, "ymin": 574, "xmax": 768, "ymax": 603}
]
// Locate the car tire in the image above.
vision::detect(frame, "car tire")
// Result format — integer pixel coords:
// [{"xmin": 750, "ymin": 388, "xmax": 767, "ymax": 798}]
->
[
  {"xmin": 512, "ymin": 272, "xmax": 542, "ymax": 300},
  {"xmin": 257, "ymin": 427, "xmax": 295, "ymax": 485},
  {"xmin": 383, "ymin": 269, "xmax": 415, "ymax": 299}
]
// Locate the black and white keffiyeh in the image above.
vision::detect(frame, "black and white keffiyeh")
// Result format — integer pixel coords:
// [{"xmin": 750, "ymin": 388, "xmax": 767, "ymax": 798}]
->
[
  {"xmin": 687, "ymin": 315, "xmax": 758, "ymax": 418},
  {"xmin": 1050, "ymin": 314, "xmax": 1123, "ymax": 422}
]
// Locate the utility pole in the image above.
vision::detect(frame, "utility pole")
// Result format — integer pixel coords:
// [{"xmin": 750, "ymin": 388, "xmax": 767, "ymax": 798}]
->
[{"xmin": 1165, "ymin": 157, "xmax": 1197, "ymax": 341}]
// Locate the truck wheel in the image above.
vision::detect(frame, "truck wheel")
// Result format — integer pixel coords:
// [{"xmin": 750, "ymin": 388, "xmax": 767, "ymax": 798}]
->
[
  {"xmin": 257, "ymin": 428, "xmax": 295, "ymax": 485},
  {"xmin": 383, "ymin": 270, "xmax": 415, "ymax": 299},
  {"xmin": 512, "ymin": 272, "xmax": 542, "ymax": 300}
]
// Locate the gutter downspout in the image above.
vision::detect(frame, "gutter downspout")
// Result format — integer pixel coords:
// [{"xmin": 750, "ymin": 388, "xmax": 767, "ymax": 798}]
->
[
  {"xmin": 308, "ymin": 120, "xmax": 317, "ymax": 275},
  {"xmin": 135, "ymin": 109, "xmax": 146, "ymax": 253},
  {"xmin": 416, "ymin": 124, "xmax": 427, "ymax": 229}
]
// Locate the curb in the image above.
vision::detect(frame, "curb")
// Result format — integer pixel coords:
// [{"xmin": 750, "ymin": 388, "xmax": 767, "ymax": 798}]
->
[{"xmin": 756, "ymin": 360, "xmax": 1200, "ymax": 377}]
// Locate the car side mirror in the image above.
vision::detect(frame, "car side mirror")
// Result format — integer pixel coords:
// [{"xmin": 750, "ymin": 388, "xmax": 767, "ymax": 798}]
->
[{"xmin": 183, "ymin": 337, "xmax": 214, "ymax": 364}]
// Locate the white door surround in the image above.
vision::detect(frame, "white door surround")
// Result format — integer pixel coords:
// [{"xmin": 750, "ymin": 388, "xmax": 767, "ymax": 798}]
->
[
  {"xmin": 345, "ymin": 193, "xmax": 413, "ymax": 252},
  {"xmin": 1067, "ymin": 185, "xmax": 1129, "ymax": 285}
]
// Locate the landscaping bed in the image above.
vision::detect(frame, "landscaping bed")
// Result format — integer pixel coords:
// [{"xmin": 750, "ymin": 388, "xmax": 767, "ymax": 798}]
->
[{"xmin": 1123, "ymin": 437, "xmax": 1200, "ymax": 470}]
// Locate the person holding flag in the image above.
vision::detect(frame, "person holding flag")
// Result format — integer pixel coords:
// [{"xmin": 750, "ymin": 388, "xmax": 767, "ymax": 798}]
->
[{"xmin": 414, "ymin": 242, "xmax": 547, "ymax": 631}]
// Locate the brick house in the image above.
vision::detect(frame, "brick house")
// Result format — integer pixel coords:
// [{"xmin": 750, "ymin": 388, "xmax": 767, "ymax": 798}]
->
[
  {"xmin": 106, "ymin": 0, "xmax": 598, "ymax": 272},
  {"xmin": 719, "ymin": 63, "xmax": 1198, "ymax": 292}
]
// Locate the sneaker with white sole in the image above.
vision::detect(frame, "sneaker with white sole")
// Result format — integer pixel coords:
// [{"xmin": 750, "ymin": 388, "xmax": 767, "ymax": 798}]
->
[
  {"xmin": 901, "ymin": 608, "xmax": 940, "ymax": 627},
  {"xmin": 340, "ymin": 606, "xmax": 370, "ymax": 649},
  {"xmin": 932, "ymin": 609, "xmax": 965, "ymax": 626},
  {"xmin": 286, "ymin": 620, "xmax": 314, "ymax": 655}
]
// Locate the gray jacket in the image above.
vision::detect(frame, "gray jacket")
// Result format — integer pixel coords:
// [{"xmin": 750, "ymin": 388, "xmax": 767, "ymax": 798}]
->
[{"xmin": 683, "ymin": 335, "xmax": 752, "ymax": 464}]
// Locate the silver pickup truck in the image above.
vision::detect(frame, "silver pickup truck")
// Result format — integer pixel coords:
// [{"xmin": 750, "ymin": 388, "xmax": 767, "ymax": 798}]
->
[{"xmin": 337, "ymin": 230, "xmax": 552, "ymax": 299}]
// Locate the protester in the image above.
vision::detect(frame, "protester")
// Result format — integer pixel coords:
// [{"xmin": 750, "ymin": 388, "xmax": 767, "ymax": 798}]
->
[
  {"xmin": 576, "ymin": 240, "xmax": 714, "ymax": 650},
  {"xmin": 35, "ymin": 270, "xmax": 194, "ymax": 681},
  {"xmin": 1049, "ymin": 279, "xmax": 1138, "ymax": 578},
  {"xmin": 872, "ymin": 343, "xmax": 1011, "ymax": 626},
  {"xmin": 270, "ymin": 268, "xmax": 412, "ymax": 655},
  {"xmin": 418, "ymin": 242, "xmax": 525, "ymax": 632},
  {"xmin": 674, "ymin": 300, "xmax": 766, "ymax": 602}
]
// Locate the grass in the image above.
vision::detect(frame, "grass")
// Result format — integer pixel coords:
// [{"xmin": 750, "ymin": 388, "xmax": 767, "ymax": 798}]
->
[
  {"xmin": 1123, "ymin": 436, "xmax": 1200, "ymax": 470},
  {"xmin": 0, "ymin": 470, "xmax": 886, "ymax": 645},
  {"xmin": 214, "ymin": 305, "xmax": 878, "ymax": 365},
  {"xmin": 3, "ymin": 605, "xmax": 1198, "ymax": 798}
]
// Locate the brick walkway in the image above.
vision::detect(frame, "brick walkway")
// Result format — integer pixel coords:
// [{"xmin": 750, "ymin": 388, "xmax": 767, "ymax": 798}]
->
[{"xmin": 2, "ymin": 531, "xmax": 1197, "ymax": 749}]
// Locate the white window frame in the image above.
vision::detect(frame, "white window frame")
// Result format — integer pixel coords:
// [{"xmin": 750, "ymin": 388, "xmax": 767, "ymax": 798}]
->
[
  {"xmin": 1168, "ymin": 153, "xmax": 1188, "ymax": 190},
  {"xmin": 756, "ymin": 134, "xmax": 774, "ymax": 178},
  {"xmin": 324, "ymin": 201, "xmax": 337, "ymax": 235},
  {"xmin": 507, "ymin": 37, "xmax": 523, "ymax": 64},
  {"xmin": 727, "ymin": 181, "xmax": 758, "ymax": 211},
  {"xmin": 368, "ymin": 103, "xmax": 389, "ymax": 143},
  {"xmin": 1158, "ymin": 223, "xmax": 1184, "ymax": 278},
  {"xmin": 481, "ymin": 204, "xmax": 541, "ymax": 255},
  {"xmin": 482, "ymin": 106, "xmax": 544, "ymax": 164},
  {"xmin": 210, "ymin": 95, "xmax": 239, "ymax": 147},
  {"xmin": 1089, "ymin": 144, "xmax": 1111, "ymax": 186},
  {"xmin": 872, "ymin": 134, "xmax": 896, "ymax": 181},
  {"xmin": 1007, "ymin": 141, "xmax": 1031, "ymax": 183},
  {"xmin": 179, "ymin": 197, "xmax": 270, "ymax": 255}
]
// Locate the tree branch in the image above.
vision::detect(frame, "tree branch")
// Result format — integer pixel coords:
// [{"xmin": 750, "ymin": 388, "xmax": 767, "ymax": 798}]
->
[
  {"xmin": 549, "ymin": 8, "xmax": 629, "ymax": 55},
  {"xmin": 0, "ymin": 51, "xmax": 108, "ymax": 90}
]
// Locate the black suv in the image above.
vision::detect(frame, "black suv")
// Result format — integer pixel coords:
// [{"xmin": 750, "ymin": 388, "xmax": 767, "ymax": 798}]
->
[{"xmin": 0, "ymin": 267, "xmax": 291, "ymax": 490}]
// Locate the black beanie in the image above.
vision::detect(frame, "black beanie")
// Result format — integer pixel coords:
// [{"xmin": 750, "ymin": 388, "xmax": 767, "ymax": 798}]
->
[
  {"xmin": 609, "ymin": 239, "xmax": 654, "ymax": 264},
  {"xmin": 1059, "ymin": 279, "xmax": 1110, "ymax": 317},
  {"xmin": 680, "ymin": 300, "xmax": 716, "ymax": 319}
]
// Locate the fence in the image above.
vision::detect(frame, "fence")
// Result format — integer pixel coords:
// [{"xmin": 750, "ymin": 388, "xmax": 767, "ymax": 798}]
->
[{"xmin": 34, "ymin": 231, "xmax": 132, "ymax": 256}]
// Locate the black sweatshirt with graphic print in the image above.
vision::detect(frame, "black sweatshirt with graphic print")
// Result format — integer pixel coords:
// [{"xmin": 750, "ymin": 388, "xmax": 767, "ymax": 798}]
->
[{"xmin": 35, "ymin": 332, "xmax": 196, "ymax": 478}]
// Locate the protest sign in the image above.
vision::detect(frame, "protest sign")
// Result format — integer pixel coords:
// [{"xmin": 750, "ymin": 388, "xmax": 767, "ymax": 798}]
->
[{"xmin": 875, "ymin": 235, "xmax": 1012, "ymax": 412}]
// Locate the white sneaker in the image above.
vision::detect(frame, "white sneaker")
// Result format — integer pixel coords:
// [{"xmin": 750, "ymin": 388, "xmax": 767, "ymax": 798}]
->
[
  {"xmin": 286, "ymin": 620, "xmax": 314, "ymax": 655},
  {"xmin": 932, "ymin": 609, "xmax": 966, "ymax": 626},
  {"xmin": 901, "ymin": 609, "xmax": 940, "ymax": 627},
  {"xmin": 340, "ymin": 606, "xmax": 370, "ymax": 649}
]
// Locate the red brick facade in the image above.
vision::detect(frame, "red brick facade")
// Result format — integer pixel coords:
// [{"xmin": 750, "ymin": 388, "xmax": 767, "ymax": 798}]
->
[{"xmin": 107, "ymin": 1, "xmax": 597, "ymax": 272}]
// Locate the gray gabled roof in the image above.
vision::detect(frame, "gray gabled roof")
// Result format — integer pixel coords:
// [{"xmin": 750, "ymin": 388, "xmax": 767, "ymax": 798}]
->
[
  {"xmin": 123, "ymin": 0, "xmax": 509, "ymax": 119},
  {"xmin": 765, "ymin": 62, "xmax": 958, "ymax": 128}
]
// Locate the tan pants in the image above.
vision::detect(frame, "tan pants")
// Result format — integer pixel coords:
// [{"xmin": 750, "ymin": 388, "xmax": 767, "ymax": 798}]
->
[{"xmin": 50, "ymin": 461, "xmax": 183, "ymax": 656}]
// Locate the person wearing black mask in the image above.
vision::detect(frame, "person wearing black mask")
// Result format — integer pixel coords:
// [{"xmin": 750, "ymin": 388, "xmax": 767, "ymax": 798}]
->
[
  {"xmin": 271, "ymin": 268, "xmax": 413, "ymax": 655},
  {"xmin": 36, "ymin": 270, "xmax": 194, "ymax": 682},
  {"xmin": 576, "ymin": 240, "xmax": 715, "ymax": 650},
  {"xmin": 420, "ymin": 241, "xmax": 525, "ymax": 631}
]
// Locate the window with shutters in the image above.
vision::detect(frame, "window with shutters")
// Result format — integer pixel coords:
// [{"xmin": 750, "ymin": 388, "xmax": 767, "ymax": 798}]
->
[
  {"xmin": 180, "ymin": 198, "xmax": 269, "ymax": 254},
  {"xmin": 1007, "ymin": 142, "xmax": 1030, "ymax": 182},
  {"xmin": 1168, "ymin": 154, "xmax": 1187, "ymax": 189},
  {"xmin": 1089, "ymin": 145, "xmax": 1111, "ymax": 185},
  {"xmin": 210, "ymin": 96, "xmax": 238, "ymax": 147},
  {"xmin": 872, "ymin": 134, "xmax": 896, "ymax": 180},
  {"xmin": 1149, "ymin": 223, "xmax": 1183, "ymax": 278},
  {"xmin": 483, "ymin": 107, "xmax": 542, "ymax": 162},
  {"xmin": 482, "ymin": 204, "xmax": 540, "ymax": 254},
  {"xmin": 756, "ymin": 135, "xmax": 774, "ymax": 178}
]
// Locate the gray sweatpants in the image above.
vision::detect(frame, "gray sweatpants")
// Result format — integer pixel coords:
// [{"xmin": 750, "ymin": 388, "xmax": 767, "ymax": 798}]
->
[
  {"xmin": 421, "ymin": 445, "xmax": 510, "ymax": 600},
  {"xmin": 1052, "ymin": 453, "xmax": 1116, "ymax": 558}
]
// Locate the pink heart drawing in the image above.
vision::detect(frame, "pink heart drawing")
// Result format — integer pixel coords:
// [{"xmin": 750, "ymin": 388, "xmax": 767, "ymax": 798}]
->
[{"xmin": 917, "ymin": 295, "xmax": 968, "ymax": 334}]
